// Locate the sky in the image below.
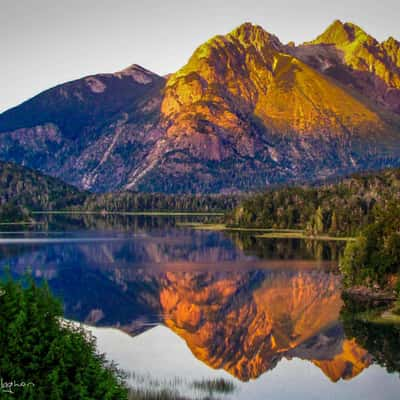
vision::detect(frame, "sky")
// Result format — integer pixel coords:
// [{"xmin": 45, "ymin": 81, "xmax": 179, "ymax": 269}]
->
[{"xmin": 1, "ymin": 0, "xmax": 399, "ymax": 112}]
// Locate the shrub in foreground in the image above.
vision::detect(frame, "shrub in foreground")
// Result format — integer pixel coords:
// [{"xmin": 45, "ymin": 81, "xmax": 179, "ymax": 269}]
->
[{"xmin": 0, "ymin": 274, "xmax": 127, "ymax": 399}]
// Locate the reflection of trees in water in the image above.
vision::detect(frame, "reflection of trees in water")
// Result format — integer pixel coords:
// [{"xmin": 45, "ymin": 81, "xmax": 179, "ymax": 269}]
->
[
  {"xmin": 231, "ymin": 232, "xmax": 344, "ymax": 261},
  {"xmin": 22, "ymin": 214, "xmax": 344, "ymax": 262},
  {"xmin": 0, "ymin": 243, "xmax": 40, "ymax": 261},
  {"xmin": 4, "ymin": 253, "xmax": 375, "ymax": 383},
  {"xmin": 38, "ymin": 213, "xmax": 223, "ymax": 233},
  {"xmin": 340, "ymin": 295, "xmax": 400, "ymax": 375}
]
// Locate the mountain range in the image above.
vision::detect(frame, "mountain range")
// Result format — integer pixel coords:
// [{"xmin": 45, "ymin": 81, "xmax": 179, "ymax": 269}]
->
[{"xmin": 1, "ymin": 20, "xmax": 400, "ymax": 193}]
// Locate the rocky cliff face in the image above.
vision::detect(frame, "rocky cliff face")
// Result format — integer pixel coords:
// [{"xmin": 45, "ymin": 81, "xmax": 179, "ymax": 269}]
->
[{"xmin": 1, "ymin": 22, "xmax": 400, "ymax": 193}]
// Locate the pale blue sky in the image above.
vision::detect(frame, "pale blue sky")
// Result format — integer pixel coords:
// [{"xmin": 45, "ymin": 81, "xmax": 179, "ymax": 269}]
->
[{"xmin": 1, "ymin": 0, "xmax": 399, "ymax": 112}]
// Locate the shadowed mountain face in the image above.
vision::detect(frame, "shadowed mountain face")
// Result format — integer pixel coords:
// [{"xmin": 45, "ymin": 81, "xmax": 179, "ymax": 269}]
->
[
  {"xmin": 1, "ymin": 21, "xmax": 400, "ymax": 192},
  {"xmin": 0, "ymin": 65, "xmax": 166, "ymax": 192}
]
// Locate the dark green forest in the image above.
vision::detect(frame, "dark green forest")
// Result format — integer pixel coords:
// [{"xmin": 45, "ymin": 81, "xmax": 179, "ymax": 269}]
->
[
  {"xmin": 82, "ymin": 192, "xmax": 241, "ymax": 213},
  {"xmin": 229, "ymin": 168, "xmax": 400, "ymax": 236},
  {"xmin": 229, "ymin": 168, "xmax": 400, "ymax": 291},
  {"xmin": 0, "ymin": 161, "xmax": 240, "ymax": 221},
  {"xmin": 2, "ymin": 160, "xmax": 400, "ymax": 230},
  {"xmin": 340, "ymin": 203, "xmax": 400, "ymax": 291},
  {"xmin": 0, "ymin": 161, "xmax": 85, "ymax": 222}
]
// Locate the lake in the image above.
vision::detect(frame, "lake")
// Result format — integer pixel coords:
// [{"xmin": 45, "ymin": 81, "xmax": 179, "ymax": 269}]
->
[{"xmin": 0, "ymin": 214, "xmax": 399, "ymax": 399}]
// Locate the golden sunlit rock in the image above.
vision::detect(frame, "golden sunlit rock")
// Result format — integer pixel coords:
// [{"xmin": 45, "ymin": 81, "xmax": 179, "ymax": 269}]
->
[
  {"xmin": 1, "ymin": 21, "xmax": 399, "ymax": 192},
  {"xmin": 314, "ymin": 338, "xmax": 372, "ymax": 382},
  {"xmin": 161, "ymin": 22, "xmax": 398, "ymax": 165},
  {"xmin": 157, "ymin": 270, "xmax": 370, "ymax": 382}
]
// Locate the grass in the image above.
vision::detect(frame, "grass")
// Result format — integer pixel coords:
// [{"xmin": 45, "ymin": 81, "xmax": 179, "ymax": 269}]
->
[
  {"xmin": 379, "ymin": 303, "xmax": 400, "ymax": 324},
  {"xmin": 353, "ymin": 306, "xmax": 400, "ymax": 325},
  {"xmin": 191, "ymin": 378, "xmax": 236, "ymax": 394},
  {"xmin": 128, "ymin": 388, "xmax": 185, "ymax": 400},
  {"xmin": 256, "ymin": 232, "xmax": 354, "ymax": 241},
  {"xmin": 178, "ymin": 222, "xmax": 354, "ymax": 241},
  {"xmin": 177, "ymin": 223, "xmax": 228, "ymax": 231},
  {"xmin": 178, "ymin": 222, "xmax": 302, "ymax": 232},
  {"xmin": 125, "ymin": 371, "xmax": 237, "ymax": 400}
]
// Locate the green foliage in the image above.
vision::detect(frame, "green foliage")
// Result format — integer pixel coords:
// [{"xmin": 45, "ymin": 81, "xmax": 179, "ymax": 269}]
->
[
  {"xmin": 0, "ymin": 160, "xmax": 242, "ymax": 222},
  {"xmin": 314, "ymin": 206, "xmax": 324, "ymax": 234},
  {"xmin": 340, "ymin": 203, "xmax": 400, "ymax": 288},
  {"xmin": 230, "ymin": 168, "xmax": 400, "ymax": 236},
  {"xmin": 83, "ymin": 192, "xmax": 241, "ymax": 213},
  {"xmin": 0, "ymin": 203, "xmax": 30, "ymax": 222},
  {"xmin": 396, "ymin": 279, "xmax": 400, "ymax": 297},
  {"xmin": 230, "ymin": 168, "xmax": 400, "ymax": 291},
  {"xmin": 0, "ymin": 273, "xmax": 127, "ymax": 399},
  {"xmin": 341, "ymin": 296, "xmax": 400, "ymax": 374},
  {"xmin": 340, "ymin": 237, "xmax": 368, "ymax": 286},
  {"xmin": 0, "ymin": 161, "xmax": 86, "ymax": 221}
]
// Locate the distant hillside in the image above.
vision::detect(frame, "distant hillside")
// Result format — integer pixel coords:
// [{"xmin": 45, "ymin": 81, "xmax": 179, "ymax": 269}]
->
[
  {"xmin": 0, "ymin": 21, "xmax": 399, "ymax": 193},
  {"xmin": 82, "ymin": 192, "xmax": 241, "ymax": 212},
  {"xmin": 230, "ymin": 168, "xmax": 400, "ymax": 236},
  {"xmin": 0, "ymin": 161, "xmax": 86, "ymax": 221},
  {"xmin": 0, "ymin": 161, "xmax": 239, "ymax": 221},
  {"xmin": 2, "ymin": 160, "xmax": 400, "ymax": 228}
]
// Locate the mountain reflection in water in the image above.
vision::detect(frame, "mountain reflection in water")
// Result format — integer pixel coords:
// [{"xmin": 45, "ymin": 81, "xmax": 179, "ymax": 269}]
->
[{"xmin": 0, "ymin": 214, "xmax": 398, "ymax": 393}]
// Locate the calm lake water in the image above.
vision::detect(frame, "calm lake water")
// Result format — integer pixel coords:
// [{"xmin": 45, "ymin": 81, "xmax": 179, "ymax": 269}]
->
[{"xmin": 1, "ymin": 214, "xmax": 399, "ymax": 399}]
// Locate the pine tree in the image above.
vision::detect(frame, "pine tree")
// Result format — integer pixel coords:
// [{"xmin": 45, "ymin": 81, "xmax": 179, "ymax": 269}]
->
[
  {"xmin": 315, "ymin": 206, "xmax": 324, "ymax": 234},
  {"xmin": 330, "ymin": 211, "xmax": 338, "ymax": 234}
]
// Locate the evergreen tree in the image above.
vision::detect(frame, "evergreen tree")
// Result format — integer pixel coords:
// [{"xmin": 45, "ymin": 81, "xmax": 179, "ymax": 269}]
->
[
  {"xmin": 0, "ymin": 274, "xmax": 127, "ymax": 400},
  {"xmin": 314, "ymin": 207, "xmax": 324, "ymax": 234},
  {"xmin": 329, "ymin": 211, "xmax": 338, "ymax": 234}
]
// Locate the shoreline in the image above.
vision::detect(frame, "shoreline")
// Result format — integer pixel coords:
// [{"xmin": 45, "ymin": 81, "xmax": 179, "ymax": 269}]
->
[
  {"xmin": 32, "ymin": 210, "xmax": 225, "ymax": 217},
  {"xmin": 344, "ymin": 285, "xmax": 400, "ymax": 324},
  {"xmin": 178, "ymin": 223, "xmax": 354, "ymax": 241},
  {"xmin": 343, "ymin": 285, "xmax": 397, "ymax": 302}
]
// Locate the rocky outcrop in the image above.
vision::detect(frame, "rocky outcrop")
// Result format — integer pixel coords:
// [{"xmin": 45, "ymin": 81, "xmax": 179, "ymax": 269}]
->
[{"xmin": 293, "ymin": 20, "xmax": 400, "ymax": 114}]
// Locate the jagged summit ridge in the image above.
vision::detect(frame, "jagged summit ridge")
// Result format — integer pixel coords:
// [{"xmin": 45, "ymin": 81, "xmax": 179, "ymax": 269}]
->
[
  {"xmin": 309, "ymin": 19, "xmax": 375, "ymax": 46},
  {"xmin": 114, "ymin": 64, "xmax": 159, "ymax": 83},
  {"xmin": 0, "ymin": 20, "xmax": 399, "ymax": 193}
]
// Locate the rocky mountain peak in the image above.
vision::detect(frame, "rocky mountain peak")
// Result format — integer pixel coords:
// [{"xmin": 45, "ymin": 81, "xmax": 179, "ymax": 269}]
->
[
  {"xmin": 174, "ymin": 22, "xmax": 282, "ymax": 78},
  {"xmin": 114, "ymin": 64, "xmax": 161, "ymax": 84},
  {"xmin": 308, "ymin": 19, "xmax": 376, "ymax": 50},
  {"xmin": 229, "ymin": 22, "xmax": 283, "ymax": 51},
  {"xmin": 383, "ymin": 36, "xmax": 400, "ymax": 47},
  {"xmin": 382, "ymin": 36, "xmax": 400, "ymax": 67},
  {"xmin": 1, "ymin": 21, "xmax": 400, "ymax": 193}
]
